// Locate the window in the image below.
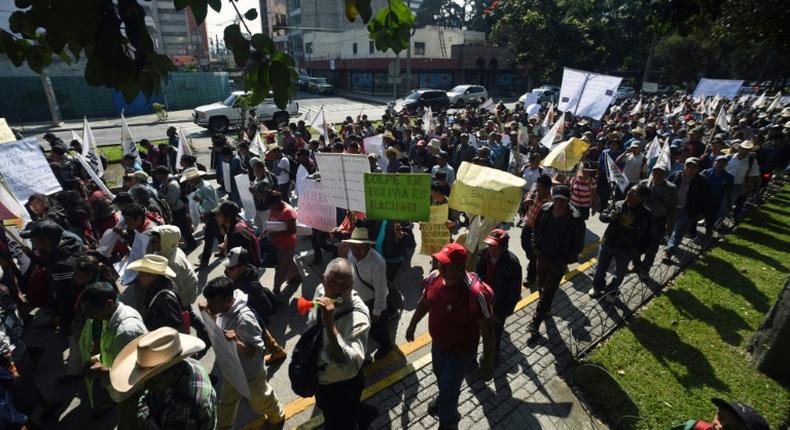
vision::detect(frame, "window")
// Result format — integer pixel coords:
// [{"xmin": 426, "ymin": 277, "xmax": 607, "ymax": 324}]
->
[
  {"xmin": 369, "ymin": 41, "xmax": 374, "ymax": 54},
  {"xmin": 305, "ymin": 42, "xmax": 313, "ymax": 55},
  {"xmin": 414, "ymin": 42, "xmax": 425, "ymax": 55},
  {"xmin": 353, "ymin": 43, "xmax": 357, "ymax": 55}
]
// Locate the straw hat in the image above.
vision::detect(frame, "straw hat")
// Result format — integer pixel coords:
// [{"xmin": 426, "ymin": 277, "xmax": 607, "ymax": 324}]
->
[
  {"xmin": 385, "ymin": 146, "xmax": 401, "ymax": 159},
  {"xmin": 109, "ymin": 327, "xmax": 205, "ymax": 394},
  {"xmin": 127, "ymin": 254, "xmax": 177, "ymax": 278},
  {"xmin": 739, "ymin": 140, "xmax": 754, "ymax": 150},
  {"xmin": 342, "ymin": 227, "xmax": 373, "ymax": 245},
  {"xmin": 179, "ymin": 167, "xmax": 205, "ymax": 183}
]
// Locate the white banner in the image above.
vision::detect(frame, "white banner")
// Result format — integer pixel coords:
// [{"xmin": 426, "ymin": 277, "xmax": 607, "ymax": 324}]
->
[
  {"xmin": 296, "ymin": 179, "xmax": 337, "ymax": 232},
  {"xmin": 0, "ymin": 137, "xmax": 62, "ymax": 202},
  {"xmin": 202, "ymin": 310, "xmax": 251, "ymax": 399},
  {"xmin": 234, "ymin": 173, "xmax": 257, "ymax": 224},
  {"xmin": 692, "ymin": 78, "xmax": 743, "ymax": 100},
  {"xmin": 314, "ymin": 153, "xmax": 368, "ymax": 212},
  {"xmin": 363, "ymin": 134, "xmax": 388, "ymax": 172},
  {"xmin": 557, "ymin": 67, "xmax": 623, "ymax": 120}
]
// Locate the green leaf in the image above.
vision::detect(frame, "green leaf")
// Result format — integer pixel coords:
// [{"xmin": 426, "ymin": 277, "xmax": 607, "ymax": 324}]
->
[
  {"xmin": 244, "ymin": 8, "xmax": 258, "ymax": 20},
  {"xmin": 251, "ymin": 33, "xmax": 274, "ymax": 54},
  {"xmin": 358, "ymin": 0, "xmax": 372, "ymax": 23},
  {"xmin": 230, "ymin": 39, "xmax": 250, "ymax": 67},
  {"xmin": 271, "ymin": 51, "xmax": 295, "ymax": 68},
  {"xmin": 207, "ymin": 0, "xmax": 221, "ymax": 12},
  {"xmin": 269, "ymin": 61, "xmax": 292, "ymax": 109},
  {"xmin": 224, "ymin": 24, "xmax": 243, "ymax": 47},
  {"xmin": 190, "ymin": 0, "xmax": 208, "ymax": 25},
  {"xmin": 173, "ymin": 0, "xmax": 189, "ymax": 10}
]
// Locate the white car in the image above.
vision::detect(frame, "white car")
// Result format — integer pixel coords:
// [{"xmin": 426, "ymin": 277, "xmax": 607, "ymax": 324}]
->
[
  {"xmin": 193, "ymin": 91, "xmax": 299, "ymax": 133},
  {"xmin": 518, "ymin": 88, "xmax": 556, "ymax": 105},
  {"xmin": 446, "ymin": 85, "xmax": 488, "ymax": 107}
]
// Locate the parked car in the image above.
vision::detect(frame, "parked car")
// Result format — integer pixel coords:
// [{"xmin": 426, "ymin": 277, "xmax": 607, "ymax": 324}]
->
[
  {"xmin": 518, "ymin": 88, "xmax": 557, "ymax": 105},
  {"xmin": 308, "ymin": 77, "xmax": 334, "ymax": 94},
  {"xmin": 392, "ymin": 89, "xmax": 451, "ymax": 114},
  {"xmin": 446, "ymin": 85, "xmax": 488, "ymax": 107},
  {"xmin": 537, "ymin": 84, "xmax": 560, "ymax": 94},
  {"xmin": 297, "ymin": 74, "xmax": 312, "ymax": 91},
  {"xmin": 614, "ymin": 86, "xmax": 636, "ymax": 101},
  {"xmin": 193, "ymin": 91, "xmax": 299, "ymax": 133}
]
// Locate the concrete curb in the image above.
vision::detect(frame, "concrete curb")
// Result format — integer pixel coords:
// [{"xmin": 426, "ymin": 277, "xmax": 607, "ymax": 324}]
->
[{"xmin": 18, "ymin": 116, "xmax": 191, "ymax": 134}]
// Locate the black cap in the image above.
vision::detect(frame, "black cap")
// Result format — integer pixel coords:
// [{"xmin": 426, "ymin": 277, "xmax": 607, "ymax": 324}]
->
[
  {"xmin": 552, "ymin": 184, "xmax": 571, "ymax": 200},
  {"xmin": 213, "ymin": 200, "xmax": 240, "ymax": 218},
  {"xmin": 711, "ymin": 399, "xmax": 769, "ymax": 430},
  {"xmin": 153, "ymin": 165, "xmax": 171, "ymax": 176},
  {"xmin": 20, "ymin": 219, "xmax": 63, "ymax": 241}
]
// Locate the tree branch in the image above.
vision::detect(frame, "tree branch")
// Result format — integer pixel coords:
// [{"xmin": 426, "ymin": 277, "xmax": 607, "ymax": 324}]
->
[{"xmin": 229, "ymin": 0, "xmax": 253, "ymax": 36}]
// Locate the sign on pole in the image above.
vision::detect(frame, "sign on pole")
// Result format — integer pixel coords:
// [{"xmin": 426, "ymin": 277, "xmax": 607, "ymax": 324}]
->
[
  {"xmin": 691, "ymin": 78, "xmax": 743, "ymax": 100},
  {"xmin": 314, "ymin": 153, "xmax": 369, "ymax": 212},
  {"xmin": 419, "ymin": 204, "xmax": 450, "ymax": 255},
  {"xmin": 448, "ymin": 162, "xmax": 526, "ymax": 222},
  {"xmin": 0, "ymin": 137, "xmax": 62, "ymax": 202},
  {"xmin": 557, "ymin": 67, "xmax": 623, "ymax": 120},
  {"xmin": 296, "ymin": 179, "xmax": 337, "ymax": 232},
  {"xmin": 363, "ymin": 173, "xmax": 431, "ymax": 221}
]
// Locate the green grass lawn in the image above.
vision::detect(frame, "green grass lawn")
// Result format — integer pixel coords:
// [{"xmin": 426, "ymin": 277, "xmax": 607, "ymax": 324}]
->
[
  {"xmin": 576, "ymin": 186, "xmax": 790, "ymax": 429},
  {"xmin": 96, "ymin": 139, "xmax": 168, "ymax": 164}
]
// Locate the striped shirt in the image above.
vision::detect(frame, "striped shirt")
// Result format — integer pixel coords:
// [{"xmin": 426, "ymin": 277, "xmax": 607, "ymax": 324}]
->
[
  {"xmin": 570, "ymin": 176, "xmax": 595, "ymax": 208},
  {"xmin": 525, "ymin": 190, "xmax": 548, "ymax": 228}
]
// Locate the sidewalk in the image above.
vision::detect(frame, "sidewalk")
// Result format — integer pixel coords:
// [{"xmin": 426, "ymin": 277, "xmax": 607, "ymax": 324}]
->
[
  {"xmin": 13, "ymin": 109, "xmax": 195, "ymax": 134},
  {"xmin": 335, "ymin": 90, "xmax": 393, "ymax": 106},
  {"xmin": 277, "ymin": 223, "xmax": 728, "ymax": 429}
]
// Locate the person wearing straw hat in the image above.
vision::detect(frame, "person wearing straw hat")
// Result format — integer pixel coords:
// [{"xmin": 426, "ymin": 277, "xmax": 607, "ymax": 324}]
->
[
  {"xmin": 109, "ymin": 327, "xmax": 216, "ymax": 429},
  {"xmin": 128, "ymin": 254, "xmax": 187, "ymax": 333},
  {"xmin": 202, "ymin": 278, "xmax": 285, "ymax": 430},
  {"xmin": 725, "ymin": 139, "xmax": 760, "ymax": 220}
]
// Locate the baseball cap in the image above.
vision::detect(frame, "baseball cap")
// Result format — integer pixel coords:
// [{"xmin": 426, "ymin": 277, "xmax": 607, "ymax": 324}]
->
[
  {"xmin": 552, "ymin": 184, "xmax": 571, "ymax": 200},
  {"xmin": 484, "ymin": 229, "xmax": 509, "ymax": 247},
  {"xmin": 132, "ymin": 171, "xmax": 149, "ymax": 183},
  {"xmin": 20, "ymin": 219, "xmax": 63, "ymax": 241},
  {"xmin": 432, "ymin": 243, "xmax": 468, "ymax": 265},
  {"xmin": 684, "ymin": 157, "xmax": 700, "ymax": 166},
  {"xmin": 711, "ymin": 399, "xmax": 769, "ymax": 430},
  {"xmin": 224, "ymin": 247, "xmax": 249, "ymax": 268},
  {"xmin": 714, "ymin": 155, "xmax": 729, "ymax": 163}
]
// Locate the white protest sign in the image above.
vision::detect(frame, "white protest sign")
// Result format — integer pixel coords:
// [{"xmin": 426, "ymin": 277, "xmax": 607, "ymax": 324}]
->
[
  {"xmin": 122, "ymin": 231, "xmax": 150, "ymax": 285},
  {"xmin": 76, "ymin": 154, "xmax": 115, "ymax": 200},
  {"xmin": 314, "ymin": 153, "xmax": 368, "ymax": 212},
  {"xmin": 692, "ymin": 78, "xmax": 743, "ymax": 100},
  {"xmin": 558, "ymin": 67, "xmax": 623, "ymax": 120},
  {"xmin": 363, "ymin": 135, "xmax": 388, "ymax": 172},
  {"xmin": 295, "ymin": 164, "xmax": 309, "ymax": 197},
  {"xmin": 0, "ymin": 137, "xmax": 62, "ymax": 202},
  {"xmin": 221, "ymin": 162, "xmax": 232, "ymax": 192},
  {"xmin": 202, "ymin": 310, "xmax": 251, "ymax": 399},
  {"xmin": 188, "ymin": 191, "xmax": 201, "ymax": 229},
  {"xmin": 296, "ymin": 179, "xmax": 337, "ymax": 232},
  {"xmin": 97, "ymin": 229, "xmax": 121, "ymax": 257},
  {"xmin": 234, "ymin": 173, "xmax": 257, "ymax": 224}
]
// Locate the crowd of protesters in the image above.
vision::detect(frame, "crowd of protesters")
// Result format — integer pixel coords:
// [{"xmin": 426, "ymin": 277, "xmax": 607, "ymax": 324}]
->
[{"xmin": 0, "ymin": 88, "xmax": 786, "ymax": 430}]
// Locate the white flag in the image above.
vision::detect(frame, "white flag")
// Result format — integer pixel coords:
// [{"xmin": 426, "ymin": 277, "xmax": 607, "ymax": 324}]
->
[
  {"xmin": 715, "ymin": 106, "xmax": 730, "ymax": 132},
  {"xmin": 76, "ymin": 154, "xmax": 114, "ymax": 200},
  {"xmin": 665, "ymin": 102, "xmax": 671, "ymax": 116},
  {"xmin": 672, "ymin": 101, "xmax": 685, "ymax": 116},
  {"xmin": 176, "ymin": 128, "xmax": 193, "ymax": 167},
  {"xmin": 248, "ymin": 130, "xmax": 265, "ymax": 157},
  {"xmin": 629, "ymin": 98, "xmax": 642, "ymax": 116},
  {"xmin": 645, "ymin": 136, "xmax": 661, "ymax": 161},
  {"xmin": 488, "ymin": 100, "xmax": 499, "ymax": 114},
  {"xmin": 766, "ymin": 91, "xmax": 783, "ymax": 112},
  {"xmin": 541, "ymin": 102, "xmax": 554, "ymax": 133},
  {"xmin": 81, "ymin": 117, "xmax": 104, "ymax": 177},
  {"xmin": 120, "ymin": 110, "xmax": 140, "ymax": 163},
  {"xmin": 302, "ymin": 107, "xmax": 313, "ymax": 124},
  {"xmin": 656, "ymin": 137, "xmax": 672, "ymax": 172},
  {"xmin": 606, "ymin": 153, "xmax": 630, "ymax": 193},
  {"xmin": 751, "ymin": 92, "xmax": 767, "ymax": 109},
  {"xmin": 422, "ymin": 106, "xmax": 433, "ymax": 135},
  {"xmin": 480, "ymin": 98, "xmax": 494, "ymax": 111},
  {"xmin": 309, "ymin": 106, "xmax": 328, "ymax": 138},
  {"xmin": 540, "ymin": 116, "xmax": 564, "ymax": 149},
  {"xmin": 737, "ymin": 95, "xmax": 750, "ymax": 106}
]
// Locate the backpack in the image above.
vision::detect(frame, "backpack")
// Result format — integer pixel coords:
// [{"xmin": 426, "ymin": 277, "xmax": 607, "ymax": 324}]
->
[
  {"xmin": 235, "ymin": 219, "xmax": 262, "ymax": 266},
  {"xmin": 288, "ymin": 307, "xmax": 359, "ymax": 398}
]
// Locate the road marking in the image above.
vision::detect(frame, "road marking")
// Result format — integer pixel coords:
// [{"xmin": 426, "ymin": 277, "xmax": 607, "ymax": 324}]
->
[{"xmin": 246, "ymin": 240, "xmax": 604, "ymax": 429}]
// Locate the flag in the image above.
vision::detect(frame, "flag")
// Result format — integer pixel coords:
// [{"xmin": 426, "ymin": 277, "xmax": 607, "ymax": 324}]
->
[
  {"xmin": 248, "ymin": 131, "xmax": 265, "ymax": 157},
  {"xmin": 0, "ymin": 180, "xmax": 30, "ymax": 229},
  {"xmin": 737, "ymin": 95, "xmax": 750, "ymax": 106},
  {"xmin": 541, "ymin": 102, "xmax": 554, "ymax": 133},
  {"xmin": 540, "ymin": 116, "xmax": 563, "ymax": 149},
  {"xmin": 309, "ymin": 106, "xmax": 328, "ymax": 138},
  {"xmin": 715, "ymin": 106, "xmax": 730, "ymax": 132},
  {"xmin": 176, "ymin": 128, "xmax": 193, "ymax": 166},
  {"xmin": 672, "ymin": 101, "xmax": 684, "ymax": 116},
  {"xmin": 480, "ymin": 98, "xmax": 494, "ymax": 111},
  {"xmin": 645, "ymin": 136, "xmax": 661, "ymax": 161},
  {"xmin": 629, "ymin": 98, "xmax": 642, "ymax": 116},
  {"xmin": 606, "ymin": 153, "xmax": 630, "ymax": 193},
  {"xmin": 302, "ymin": 107, "xmax": 313, "ymax": 124},
  {"xmin": 665, "ymin": 102, "xmax": 671, "ymax": 116},
  {"xmin": 696, "ymin": 98, "xmax": 707, "ymax": 115},
  {"xmin": 751, "ymin": 92, "xmax": 767, "ymax": 109},
  {"xmin": 81, "ymin": 117, "xmax": 104, "ymax": 177},
  {"xmin": 542, "ymin": 137, "xmax": 589, "ymax": 171},
  {"xmin": 487, "ymin": 100, "xmax": 499, "ymax": 114},
  {"xmin": 766, "ymin": 91, "xmax": 783, "ymax": 112},
  {"xmin": 422, "ymin": 107, "xmax": 433, "ymax": 134},
  {"xmin": 120, "ymin": 110, "xmax": 140, "ymax": 163},
  {"xmin": 709, "ymin": 95, "xmax": 721, "ymax": 114}
]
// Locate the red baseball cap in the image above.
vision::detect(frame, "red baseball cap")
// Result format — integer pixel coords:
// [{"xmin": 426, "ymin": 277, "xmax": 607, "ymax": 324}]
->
[
  {"xmin": 484, "ymin": 229, "xmax": 509, "ymax": 247},
  {"xmin": 432, "ymin": 243, "xmax": 468, "ymax": 265}
]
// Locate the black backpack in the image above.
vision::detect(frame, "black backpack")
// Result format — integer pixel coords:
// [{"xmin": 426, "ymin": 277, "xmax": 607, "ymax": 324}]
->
[{"xmin": 288, "ymin": 307, "xmax": 359, "ymax": 398}]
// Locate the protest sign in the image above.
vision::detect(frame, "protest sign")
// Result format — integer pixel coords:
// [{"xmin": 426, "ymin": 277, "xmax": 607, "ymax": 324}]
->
[
  {"xmin": 0, "ymin": 119, "xmax": 15, "ymax": 144},
  {"xmin": 419, "ymin": 204, "xmax": 450, "ymax": 255},
  {"xmin": 543, "ymin": 138, "xmax": 589, "ymax": 172},
  {"xmin": 523, "ymin": 90, "xmax": 540, "ymax": 107},
  {"xmin": 449, "ymin": 162, "xmax": 526, "ymax": 222},
  {"xmin": 0, "ymin": 137, "xmax": 62, "ymax": 202},
  {"xmin": 364, "ymin": 173, "xmax": 431, "ymax": 221},
  {"xmin": 363, "ymin": 134, "xmax": 388, "ymax": 171},
  {"xmin": 557, "ymin": 67, "xmax": 623, "ymax": 120},
  {"xmin": 296, "ymin": 179, "xmax": 337, "ymax": 232},
  {"xmin": 314, "ymin": 153, "xmax": 368, "ymax": 212},
  {"xmin": 234, "ymin": 173, "xmax": 257, "ymax": 223},
  {"xmin": 540, "ymin": 116, "xmax": 564, "ymax": 149},
  {"xmin": 691, "ymin": 78, "xmax": 743, "ymax": 100},
  {"xmin": 202, "ymin": 310, "xmax": 251, "ymax": 399}
]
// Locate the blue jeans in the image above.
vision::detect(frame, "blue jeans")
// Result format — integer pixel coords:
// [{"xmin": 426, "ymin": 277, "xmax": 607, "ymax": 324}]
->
[
  {"xmin": 666, "ymin": 209, "xmax": 692, "ymax": 254},
  {"xmin": 431, "ymin": 345, "xmax": 476, "ymax": 428},
  {"xmin": 592, "ymin": 242, "xmax": 633, "ymax": 292}
]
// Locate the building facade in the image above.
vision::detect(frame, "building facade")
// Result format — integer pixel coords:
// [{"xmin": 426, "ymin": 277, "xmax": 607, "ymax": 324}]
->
[{"xmin": 140, "ymin": 1, "xmax": 210, "ymax": 65}]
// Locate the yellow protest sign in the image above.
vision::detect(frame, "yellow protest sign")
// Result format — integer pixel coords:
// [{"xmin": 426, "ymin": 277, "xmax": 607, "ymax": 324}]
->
[
  {"xmin": 0, "ymin": 119, "xmax": 15, "ymax": 144},
  {"xmin": 449, "ymin": 162, "xmax": 527, "ymax": 222},
  {"xmin": 543, "ymin": 137, "xmax": 590, "ymax": 171},
  {"xmin": 419, "ymin": 204, "xmax": 450, "ymax": 255}
]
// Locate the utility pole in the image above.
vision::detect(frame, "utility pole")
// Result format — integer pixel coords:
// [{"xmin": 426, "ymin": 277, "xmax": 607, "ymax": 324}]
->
[
  {"xmin": 406, "ymin": 0, "xmax": 413, "ymax": 92},
  {"xmin": 40, "ymin": 69, "xmax": 62, "ymax": 126},
  {"xmin": 394, "ymin": 52, "xmax": 400, "ymax": 101},
  {"xmin": 642, "ymin": 32, "xmax": 658, "ymax": 89}
]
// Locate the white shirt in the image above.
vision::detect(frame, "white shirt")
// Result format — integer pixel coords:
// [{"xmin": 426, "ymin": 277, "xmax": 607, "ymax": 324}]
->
[
  {"xmin": 346, "ymin": 248, "xmax": 389, "ymax": 316},
  {"xmin": 725, "ymin": 155, "xmax": 760, "ymax": 185},
  {"xmin": 276, "ymin": 157, "xmax": 290, "ymax": 184},
  {"xmin": 309, "ymin": 286, "xmax": 370, "ymax": 385},
  {"xmin": 622, "ymin": 153, "xmax": 646, "ymax": 183},
  {"xmin": 522, "ymin": 166, "xmax": 544, "ymax": 191}
]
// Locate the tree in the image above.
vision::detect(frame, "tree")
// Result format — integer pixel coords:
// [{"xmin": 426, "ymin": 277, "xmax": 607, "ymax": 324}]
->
[
  {"xmin": 415, "ymin": 0, "xmax": 466, "ymax": 29},
  {"xmin": 0, "ymin": 0, "xmax": 414, "ymax": 109}
]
